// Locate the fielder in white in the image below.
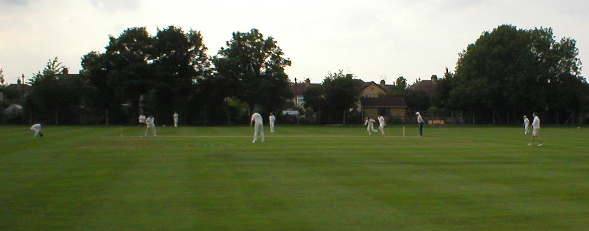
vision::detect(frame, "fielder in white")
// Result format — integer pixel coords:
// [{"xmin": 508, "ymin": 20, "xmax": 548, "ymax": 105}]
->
[
  {"xmin": 250, "ymin": 111, "xmax": 264, "ymax": 143},
  {"xmin": 523, "ymin": 115, "xmax": 530, "ymax": 134},
  {"xmin": 269, "ymin": 113, "xmax": 276, "ymax": 133},
  {"xmin": 528, "ymin": 112, "xmax": 543, "ymax": 146},
  {"xmin": 377, "ymin": 114, "xmax": 386, "ymax": 136},
  {"xmin": 138, "ymin": 114, "xmax": 146, "ymax": 127},
  {"xmin": 145, "ymin": 115, "xmax": 157, "ymax": 136},
  {"xmin": 173, "ymin": 111, "xmax": 179, "ymax": 127},
  {"xmin": 30, "ymin": 123, "xmax": 42, "ymax": 138},
  {"xmin": 364, "ymin": 117, "xmax": 379, "ymax": 136}
]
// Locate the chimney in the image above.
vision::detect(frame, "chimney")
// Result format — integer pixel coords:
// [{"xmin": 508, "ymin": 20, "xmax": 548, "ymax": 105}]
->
[
  {"xmin": 305, "ymin": 78, "xmax": 311, "ymax": 87},
  {"xmin": 63, "ymin": 68, "xmax": 69, "ymax": 75},
  {"xmin": 431, "ymin": 75, "xmax": 438, "ymax": 83},
  {"xmin": 380, "ymin": 79, "xmax": 386, "ymax": 86}
]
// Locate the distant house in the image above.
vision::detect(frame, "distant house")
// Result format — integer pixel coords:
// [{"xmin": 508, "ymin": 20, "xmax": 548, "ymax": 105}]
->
[
  {"xmin": 356, "ymin": 80, "xmax": 407, "ymax": 122},
  {"xmin": 1, "ymin": 83, "xmax": 32, "ymax": 101},
  {"xmin": 290, "ymin": 78, "xmax": 320, "ymax": 108},
  {"xmin": 360, "ymin": 97, "xmax": 408, "ymax": 123},
  {"xmin": 409, "ymin": 75, "xmax": 438, "ymax": 94},
  {"xmin": 357, "ymin": 80, "xmax": 388, "ymax": 98},
  {"xmin": 289, "ymin": 78, "xmax": 409, "ymax": 123}
]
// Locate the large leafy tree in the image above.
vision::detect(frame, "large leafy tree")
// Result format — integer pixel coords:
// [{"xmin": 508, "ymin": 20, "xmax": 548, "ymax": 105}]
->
[
  {"xmin": 444, "ymin": 25, "xmax": 587, "ymax": 124},
  {"xmin": 149, "ymin": 26, "xmax": 211, "ymax": 124},
  {"xmin": 25, "ymin": 57, "xmax": 93, "ymax": 124},
  {"xmin": 81, "ymin": 26, "xmax": 211, "ymax": 124},
  {"xmin": 212, "ymin": 28, "xmax": 292, "ymax": 113},
  {"xmin": 302, "ymin": 84, "xmax": 326, "ymax": 124},
  {"xmin": 387, "ymin": 76, "xmax": 431, "ymax": 113},
  {"xmin": 322, "ymin": 70, "xmax": 361, "ymax": 124},
  {"xmin": 81, "ymin": 27, "xmax": 153, "ymax": 123}
]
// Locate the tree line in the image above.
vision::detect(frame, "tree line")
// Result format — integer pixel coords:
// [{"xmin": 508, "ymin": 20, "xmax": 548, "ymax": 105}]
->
[
  {"xmin": 15, "ymin": 26, "xmax": 293, "ymax": 125},
  {"xmin": 433, "ymin": 25, "xmax": 588, "ymax": 124},
  {"xmin": 2, "ymin": 24, "xmax": 588, "ymax": 125}
]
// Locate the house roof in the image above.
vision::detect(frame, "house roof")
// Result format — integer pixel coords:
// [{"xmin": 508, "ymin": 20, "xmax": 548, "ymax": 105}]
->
[
  {"xmin": 409, "ymin": 80, "xmax": 434, "ymax": 93},
  {"xmin": 291, "ymin": 82, "xmax": 321, "ymax": 95},
  {"xmin": 4, "ymin": 83, "xmax": 32, "ymax": 91},
  {"xmin": 360, "ymin": 97, "xmax": 407, "ymax": 108},
  {"xmin": 356, "ymin": 80, "xmax": 390, "ymax": 92}
]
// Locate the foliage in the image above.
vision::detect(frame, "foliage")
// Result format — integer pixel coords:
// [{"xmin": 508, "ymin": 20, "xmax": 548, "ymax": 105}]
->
[
  {"xmin": 302, "ymin": 70, "xmax": 362, "ymax": 124},
  {"xmin": 302, "ymin": 84, "xmax": 325, "ymax": 124},
  {"xmin": 321, "ymin": 70, "xmax": 361, "ymax": 124},
  {"xmin": 439, "ymin": 25, "xmax": 588, "ymax": 124},
  {"xmin": 430, "ymin": 68, "xmax": 453, "ymax": 110},
  {"xmin": 388, "ymin": 76, "xmax": 431, "ymax": 112},
  {"xmin": 24, "ymin": 57, "xmax": 94, "ymax": 124},
  {"xmin": 81, "ymin": 26, "xmax": 211, "ymax": 124},
  {"xmin": 212, "ymin": 29, "xmax": 292, "ymax": 114},
  {"xmin": 387, "ymin": 76, "xmax": 408, "ymax": 95},
  {"xmin": 0, "ymin": 68, "xmax": 4, "ymax": 85}
]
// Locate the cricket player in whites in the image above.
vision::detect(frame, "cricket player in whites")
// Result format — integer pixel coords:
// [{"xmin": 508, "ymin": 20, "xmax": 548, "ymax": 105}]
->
[
  {"xmin": 269, "ymin": 113, "xmax": 276, "ymax": 133},
  {"xmin": 251, "ymin": 110, "xmax": 265, "ymax": 143},
  {"xmin": 377, "ymin": 114, "xmax": 386, "ymax": 136},
  {"xmin": 30, "ymin": 123, "xmax": 42, "ymax": 138},
  {"xmin": 145, "ymin": 115, "xmax": 157, "ymax": 136},
  {"xmin": 173, "ymin": 111, "xmax": 179, "ymax": 127},
  {"xmin": 364, "ymin": 117, "xmax": 379, "ymax": 136},
  {"xmin": 523, "ymin": 115, "xmax": 530, "ymax": 134}
]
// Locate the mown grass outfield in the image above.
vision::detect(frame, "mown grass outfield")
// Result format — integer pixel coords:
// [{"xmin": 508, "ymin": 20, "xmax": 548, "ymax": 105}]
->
[{"xmin": 1, "ymin": 125, "xmax": 588, "ymax": 230}]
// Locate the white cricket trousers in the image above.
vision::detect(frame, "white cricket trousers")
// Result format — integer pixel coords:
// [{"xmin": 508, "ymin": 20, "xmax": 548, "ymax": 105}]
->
[{"xmin": 253, "ymin": 124, "xmax": 265, "ymax": 142}]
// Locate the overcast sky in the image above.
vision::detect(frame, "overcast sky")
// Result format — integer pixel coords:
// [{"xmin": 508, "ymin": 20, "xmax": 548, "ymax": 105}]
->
[{"xmin": 1, "ymin": 0, "xmax": 587, "ymax": 85}]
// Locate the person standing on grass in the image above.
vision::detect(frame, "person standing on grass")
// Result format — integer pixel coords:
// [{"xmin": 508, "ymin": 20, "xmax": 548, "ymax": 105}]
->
[
  {"xmin": 364, "ymin": 116, "xmax": 379, "ymax": 136},
  {"xmin": 145, "ymin": 115, "xmax": 157, "ymax": 137},
  {"xmin": 173, "ymin": 111, "xmax": 179, "ymax": 127},
  {"xmin": 523, "ymin": 115, "xmax": 530, "ymax": 134},
  {"xmin": 377, "ymin": 114, "xmax": 386, "ymax": 136},
  {"xmin": 30, "ymin": 123, "xmax": 42, "ymax": 138},
  {"xmin": 528, "ymin": 112, "xmax": 543, "ymax": 146},
  {"xmin": 250, "ymin": 110, "xmax": 264, "ymax": 143},
  {"xmin": 138, "ymin": 114, "xmax": 146, "ymax": 127},
  {"xmin": 269, "ymin": 113, "xmax": 276, "ymax": 133},
  {"xmin": 416, "ymin": 112, "xmax": 425, "ymax": 136}
]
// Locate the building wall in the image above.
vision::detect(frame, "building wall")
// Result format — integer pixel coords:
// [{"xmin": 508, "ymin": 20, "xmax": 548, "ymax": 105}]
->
[
  {"xmin": 361, "ymin": 83, "xmax": 386, "ymax": 98},
  {"xmin": 362, "ymin": 107, "xmax": 408, "ymax": 123}
]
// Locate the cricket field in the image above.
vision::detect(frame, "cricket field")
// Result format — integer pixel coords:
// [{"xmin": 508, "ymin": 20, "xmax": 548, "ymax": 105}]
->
[{"xmin": 1, "ymin": 125, "xmax": 587, "ymax": 230}]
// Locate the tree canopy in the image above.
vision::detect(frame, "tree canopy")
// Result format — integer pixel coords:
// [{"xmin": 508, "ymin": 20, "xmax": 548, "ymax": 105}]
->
[
  {"xmin": 303, "ymin": 70, "xmax": 361, "ymax": 124},
  {"xmin": 81, "ymin": 26, "xmax": 211, "ymax": 124},
  {"xmin": 212, "ymin": 28, "xmax": 292, "ymax": 113},
  {"xmin": 438, "ymin": 25, "xmax": 588, "ymax": 124},
  {"xmin": 25, "ymin": 57, "xmax": 93, "ymax": 124}
]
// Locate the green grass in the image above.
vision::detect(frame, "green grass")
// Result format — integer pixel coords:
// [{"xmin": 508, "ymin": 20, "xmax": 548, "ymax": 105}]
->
[{"xmin": 1, "ymin": 125, "xmax": 588, "ymax": 230}]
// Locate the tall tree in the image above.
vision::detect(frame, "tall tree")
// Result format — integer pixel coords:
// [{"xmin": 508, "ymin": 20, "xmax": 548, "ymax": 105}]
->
[
  {"xmin": 26, "ymin": 57, "xmax": 93, "ymax": 124},
  {"xmin": 302, "ymin": 84, "xmax": 326, "ymax": 124},
  {"xmin": 322, "ymin": 70, "xmax": 361, "ymax": 124},
  {"xmin": 0, "ymin": 68, "xmax": 5, "ymax": 85},
  {"xmin": 387, "ymin": 76, "xmax": 408, "ymax": 96},
  {"xmin": 446, "ymin": 25, "xmax": 587, "ymax": 124},
  {"xmin": 212, "ymin": 28, "xmax": 292, "ymax": 113},
  {"xmin": 149, "ymin": 26, "xmax": 210, "ymax": 124},
  {"xmin": 81, "ymin": 26, "xmax": 211, "ymax": 124},
  {"xmin": 82, "ymin": 27, "xmax": 153, "ymax": 123}
]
